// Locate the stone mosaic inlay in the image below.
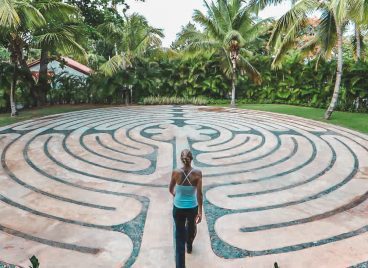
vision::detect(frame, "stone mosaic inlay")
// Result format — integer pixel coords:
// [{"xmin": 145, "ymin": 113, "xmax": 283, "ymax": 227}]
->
[{"xmin": 0, "ymin": 106, "xmax": 367, "ymax": 267}]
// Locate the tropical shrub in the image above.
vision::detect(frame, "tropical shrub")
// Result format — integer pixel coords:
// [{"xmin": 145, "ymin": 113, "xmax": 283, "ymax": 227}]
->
[{"xmin": 140, "ymin": 96, "xmax": 208, "ymax": 105}]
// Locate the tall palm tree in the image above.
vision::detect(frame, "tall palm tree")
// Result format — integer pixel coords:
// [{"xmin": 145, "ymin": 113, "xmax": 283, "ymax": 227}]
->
[
  {"xmin": 33, "ymin": 1, "xmax": 86, "ymax": 106},
  {"xmin": 0, "ymin": 0, "xmax": 46, "ymax": 115},
  {"xmin": 0, "ymin": 0, "xmax": 86, "ymax": 111},
  {"xmin": 98, "ymin": 13, "xmax": 164, "ymax": 76},
  {"xmin": 352, "ymin": 1, "xmax": 368, "ymax": 61},
  {"xmin": 267, "ymin": 0, "xmax": 367, "ymax": 119},
  {"xmin": 177, "ymin": 0, "xmax": 265, "ymax": 107},
  {"xmin": 354, "ymin": 23, "xmax": 362, "ymax": 60}
]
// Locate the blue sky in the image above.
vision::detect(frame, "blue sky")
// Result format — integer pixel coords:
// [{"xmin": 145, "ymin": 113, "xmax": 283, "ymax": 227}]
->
[{"xmin": 126, "ymin": 0, "xmax": 290, "ymax": 47}]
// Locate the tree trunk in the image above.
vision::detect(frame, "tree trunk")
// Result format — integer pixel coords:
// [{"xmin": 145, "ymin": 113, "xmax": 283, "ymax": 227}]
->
[
  {"xmin": 38, "ymin": 47, "xmax": 49, "ymax": 106},
  {"xmin": 125, "ymin": 90, "xmax": 129, "ymax": 105},
  {"xmin": 355, "ymin": 23, "xmax": 361, "ymax": 61},
  {"xmin": 130, "ymin": 85, "xmax": 133, "ymax": 104},
  {"xmin": 10, "ymin": 62, "xmax": 18, "ymax": 117},
  {"xmin": 9, "ymin": 43, "xmax": 18, "ymax": 116},
  {"xmin": 230, "ymin": 70, "xmax": 236, "ymax": 107},
  {"xmin": 230, "ymin": 50, "xmax": 238, "ymax": 108},
  {"xmin": 324, "ymin": 23, "xmax": 343, "ymax": 120},
  {"xmin": 17, "ymin": 50, "xmax": 38, "ymax": 107}
]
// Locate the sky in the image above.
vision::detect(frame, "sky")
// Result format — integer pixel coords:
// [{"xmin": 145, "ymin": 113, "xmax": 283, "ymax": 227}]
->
[{"xmin": 126, "ymin": 0, "xmax": 291, "ymax": 48}]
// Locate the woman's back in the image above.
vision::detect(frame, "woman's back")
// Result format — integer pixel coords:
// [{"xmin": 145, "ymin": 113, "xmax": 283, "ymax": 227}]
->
[{"xmin": 174, "ymin": 168, "xmax": 198, "ymax": 209}]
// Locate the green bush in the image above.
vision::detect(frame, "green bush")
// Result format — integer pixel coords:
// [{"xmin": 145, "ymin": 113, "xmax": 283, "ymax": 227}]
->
[
  {"xmin": 2, "ymin": 46, "xmax": 368, "ymax": 113},
  {"xmin": 140, "ymin": 96, "xmax": 208, "ymax": 105}
]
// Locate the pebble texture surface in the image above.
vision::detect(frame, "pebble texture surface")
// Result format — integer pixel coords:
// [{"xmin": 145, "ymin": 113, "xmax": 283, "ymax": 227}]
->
[{"xmin": 0, "ymin": 105, "xmax": 367, "ymax": 267}]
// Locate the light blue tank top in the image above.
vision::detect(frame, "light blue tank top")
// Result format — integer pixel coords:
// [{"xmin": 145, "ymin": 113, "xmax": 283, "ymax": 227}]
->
[{"xmin": 174, "ymin": 169, "xmax": 198, "ymax": 209}]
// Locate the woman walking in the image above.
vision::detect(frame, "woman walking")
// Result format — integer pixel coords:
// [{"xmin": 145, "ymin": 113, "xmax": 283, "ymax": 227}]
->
[{"xmin": 169, "ymin": 149, "xmax": 203, "ymax": 268}]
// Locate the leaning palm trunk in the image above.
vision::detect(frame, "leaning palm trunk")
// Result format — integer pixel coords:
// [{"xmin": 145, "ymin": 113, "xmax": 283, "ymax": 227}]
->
[
  {"xmin": 10, "ymin": 63, "xmax": 18, "ymax": 117},
  {"xmin": 324, "ymin": 24, "xmax": 343, "ymax": 120}
]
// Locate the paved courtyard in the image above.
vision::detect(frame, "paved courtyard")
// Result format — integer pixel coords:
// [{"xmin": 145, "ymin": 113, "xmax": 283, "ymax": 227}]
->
[{"xmin": 0, "ymin": 105, "xmax": 367, "ymax": 268}]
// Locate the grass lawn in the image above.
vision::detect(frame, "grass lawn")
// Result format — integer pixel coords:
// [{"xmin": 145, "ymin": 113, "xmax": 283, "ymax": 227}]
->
[
  {"xmin": 0, "ymin": 103, "xmax": 367, "ymax": 134},
  {"xmin": 216, "ymin": 104, "xmax": 368, "ymax": 134},
  {"xmin": 0, "ymin": 104, "xmax": 109, "ymax": 127}
]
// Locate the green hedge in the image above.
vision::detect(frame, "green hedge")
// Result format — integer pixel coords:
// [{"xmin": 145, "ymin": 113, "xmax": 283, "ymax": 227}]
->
[
  {"xmin": 140, "ymin": 96, "xmax": 208, "ymax": 105},
  {"xmin": 2, "ymin": 49, "xmax": 368, "ymax": 113}
]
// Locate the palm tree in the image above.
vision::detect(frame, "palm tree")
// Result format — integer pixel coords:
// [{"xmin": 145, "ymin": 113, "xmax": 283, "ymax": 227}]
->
[
  {"xmin": 0, "ymin": 0, "xmax": 45, "ymax": 115},
  {"xmin": 352, "ymin": 1, "xmax": 368, "ymax": 61},
  {"xmin": 176, "ymin": 0, "xmax": 265, "ymax": 107},
  {"xmin": 98, "ymin": 13, "xmax": 164, "ymax": 76},
  {"xmin": 32, "ymin": 1, "xmax": 86, "ymax": 106},
  {"xmin": 267, "ymin": 0, "xmax": 367, "ymax": 119},
  {"xmin": 0, "ymin": 0, "xmax": 86, "ymax": 113}
]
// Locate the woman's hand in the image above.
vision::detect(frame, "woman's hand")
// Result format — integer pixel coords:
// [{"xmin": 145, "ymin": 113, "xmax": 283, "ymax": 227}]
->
[{"xmin": 195, "ymin": 213, "xmax": 202, "ymax": 224}]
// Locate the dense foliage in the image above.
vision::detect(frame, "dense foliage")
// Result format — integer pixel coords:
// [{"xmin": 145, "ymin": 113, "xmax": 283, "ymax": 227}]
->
[
  {"xmin": 0, "ymin": 0, "xmax": 367, "ymax": 116},
  {"xmin": 20, "ymin": 49, "xmax": 364, "ymax": 112},
  {"xmin": 235, "ymin": 51, "xmax": 368, "ymax": 112}
]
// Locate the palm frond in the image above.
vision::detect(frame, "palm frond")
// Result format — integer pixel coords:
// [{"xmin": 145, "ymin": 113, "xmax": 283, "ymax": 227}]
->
[
  {"xmin": 330, "ymin": 0, "xmax": 349, "ymax": 25},
  {"xmin": 131, "ymin": 26, "xmax": 163, "ymax": 56},
  {"xmin": 219, "ymin": 0, "xmax": 233, "ymax": 29},
  {"xmin": 348, "ymin": 0, "xmax": 365, "ymax": 22},
  {"xmin": 60, "ymin": 37, "xmax": 87, "ymax": 62},
  {"xmin": 270, "ymin": 13, "xmax": 308, "ymax": 68},
  {"xmin": 149, "ymin": 27, "xmax": 164, "ymax": 38},
  {"xmin": 97, "ymin": 22, "xmax": 124, "ymax": 44},
  {"xmin": 246, "ymin": 0, "xmax": 284, "ymax": 15},
  {"xmin": 17, "ymin": 1, "xmax": 46, "ymax": 29},
  {"xmin": 271, "ymin": 37, "xmax": 298, "ymax": 69},
  {"xmin": 351, "ymin": 24, "xmax": 365, "ymax": 60},
  {"xmin": 100, "ymin": 54, "xmax": 131, "ymax": 76},
  {"xmin": 232, "ymin": 5, "xmax": 252, "ymax": 30},
  {"xmin": 316, "ymin": 9, "xmax": 337, "ymax": 59},
  {"xmin": 0, "ymin": 0, "xmax": 20, "ymax": 28},
  {"xmin": 185, "ymin": 40, "xmax": 222, "ymax": 53},
  {"xmin": 36, "ymin": 1, "xmax": 77, "ymax": 22},
  {"xmin": 268, "ymin": 0, "xmax": 318, "ymax": 49},
  {"xmin": 175, "ymin": 28, "xmax": 206, "ymax": 48},
  {"xmin": 239, "ymin": 47, "xmax": 253, "ymax": 57},
  {"xmin": 230, "ymin": 0, "xmax": 243, "ymax": 17},
  {"xmin": 361, "ymin": 0, "xmax": 368, "ymax": 23},
  {"xmin": 300, "ymin": 37, "xmax": 319, "ymax": 57},
  {"xmin": 97, "ymin": 22, "xmax": 124, "ymax": 35},
  {"xmin": 238, "ymin": 55, "xmax": 262, "ymax": 84},
  {"xmin": 242, "ymin": 17, "xmax": 273, "ymax": 43},
  {"xmin": 193, "ymin": 9, "xmax": 223, "ymax": 39},
  {"xmin": 218, "ymin": 47, "xmax": 233, "ymax": 77}
]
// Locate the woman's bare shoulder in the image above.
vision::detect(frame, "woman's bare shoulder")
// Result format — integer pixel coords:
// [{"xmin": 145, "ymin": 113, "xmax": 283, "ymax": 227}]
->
[
  {"xmin": 172, "ymin": 168, "xmax": 182, "ymax": 175},
  {"xmin": 192, "ymin": 168, "xmax": 202, "ymax": 176}
]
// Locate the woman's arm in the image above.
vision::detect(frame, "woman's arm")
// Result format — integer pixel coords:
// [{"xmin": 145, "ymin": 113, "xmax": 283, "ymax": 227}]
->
[
  {"xmin": 169, "ymin": 171, "xmax": 177, "ymax": 197},
  {"xmin": 196, "ymin": 171, "xmax": 203, "ymax": 224}
]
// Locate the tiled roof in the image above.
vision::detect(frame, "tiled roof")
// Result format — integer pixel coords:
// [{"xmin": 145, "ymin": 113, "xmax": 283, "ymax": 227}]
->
[
  {"xmin": 61, "ymin": 57, "xmax": 92, "ymax": 75},
  {"xmin": 27, "ymin": 57, "xmax": 93, "ymax": 75}
]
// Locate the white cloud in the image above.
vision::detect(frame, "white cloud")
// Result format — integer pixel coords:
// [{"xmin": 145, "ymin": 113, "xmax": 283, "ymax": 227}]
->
[{"xmin": 126, "ymin": 0, "xmax": 290, "ymax": 48}]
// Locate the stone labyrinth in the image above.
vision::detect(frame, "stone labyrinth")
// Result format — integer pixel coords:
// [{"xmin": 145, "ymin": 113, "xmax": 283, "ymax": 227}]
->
[{"xmin": 0, "ymin": 105, "xmax": 368, "ymax": 268}]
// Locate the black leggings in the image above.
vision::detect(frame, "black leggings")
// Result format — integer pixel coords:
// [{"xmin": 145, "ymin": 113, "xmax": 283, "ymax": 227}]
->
[{"xmin": 173, "ymin": 206, "xmax": 198, "ymax": 268}]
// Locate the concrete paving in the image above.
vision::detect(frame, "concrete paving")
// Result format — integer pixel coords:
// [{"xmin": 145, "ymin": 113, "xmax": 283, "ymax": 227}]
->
[{"xmin": 0, "ymin": 105, "xmax": 367, "ymax": 268}]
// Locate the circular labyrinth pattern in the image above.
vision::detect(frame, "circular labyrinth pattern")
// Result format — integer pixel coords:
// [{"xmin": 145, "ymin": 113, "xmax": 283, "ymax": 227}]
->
[{"xmin": 0, "ymin": 106, "xmax": 368, "ymax": 268}]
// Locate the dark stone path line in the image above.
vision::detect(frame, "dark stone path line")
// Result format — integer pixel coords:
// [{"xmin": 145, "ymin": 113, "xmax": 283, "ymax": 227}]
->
[{"xmin": 0, "ymin": 225, "xmax": 100, "ymax": 254}]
